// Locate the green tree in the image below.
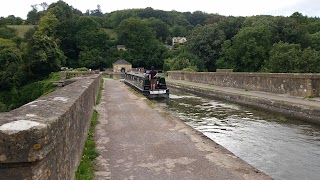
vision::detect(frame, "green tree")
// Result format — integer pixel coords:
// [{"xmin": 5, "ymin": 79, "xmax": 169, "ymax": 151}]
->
[
  {"xmin": 14, "ymin": 17, "xmax": 24, "ymax": 25},
  {"xmin": 264, "ymin": 42, "xmax": 320, "ymax": 73},
  {"xmin": 0, "ymin": 102, "xmax": 8, "ymax": 112},
  {"xmin": 243, "ymin": 15, "xmax": 275, "ymax": 28},
  {"xmin": 307, "ymin": 32, "xmax": 320, "ymax": 51},
  {"xmin": 218, "ymin": 26, "xmax": 272, "ymax": 72},
  {"xmin": 187, "ymin": 11, "xmax": 207, "ymax": 26},
  {"xmin": 26, "ymin": 7, "xmax": 41, "ymax": 25},
  {"xmin": 117, "ymin": 18, "xmax": 155, "ymax": 46},
  {"xmin": 163, "ymin": 50, "xmax": 199, "ymax": 72},
  {"xmin": 299, "ymin": 48, "xmax": 320, "ymax": 73},
  {"xmin": 24, "ymin": 32, "xmax": 66, "ymax": 80},
  {"xmin": 38, "ymin": 12, "xmax": 60, "ymax": 37},
  {"xmin": 24, "ymin": 26, "xmax": 38, "ymax": 41},
  {"xmin": 109, "ymin": 9, "xmax": 139, "ymax": 28},
  {"xmin": 91, "ymin": 16, "xmax": 112, "ymax": 28},
  {"xmin": 216, "ymin": 40, "xmax": 236, "ymax": 69},
  {"xmin": 146, "ymin": 17, "xmax": 170, "ymax": 42},
  {"xmin": 263, "ymin": 42, "xmax": 301, "ymax": 73},
  {"xmin": 55, "ymin": 19, "xmax": 79, "ymax": 67},
  {"xmin": 0, "ymin": 26, "xmax": 17, "ymax": 39},
  {"xmin": 273, "ymin": 16, "xmax": 308, "ymax": 46},
  {"xmin": 117, "ymin": 17, "xmax": 168, "ymax": 68},
  {"xmin": 186, "ymin": 24, "xmax": 225, "ymax": 71},
  {"xmin": 206, "ymin": 14, "xmax": 224, "ymax": 24},
  {"xmin": 290, "ymin": 12, "xmax": 309, "ymax": 24},
  {"xmin": 0, "ymin": 15, "xmax": 23, "ymax": 25},
  {"xmin": 0, "ymin": 38, "xmax": 16, "ymax": 48},
  {"xmin": 163, "ymin": 57, "xmax": 191, "ymax": 71},
  {"xmin": 11, "ymin": 36, "xmax": 23, "ymax": 48},
  {"xmin": 171, "ymin": 25, "xmax": 187, "ymax": 37},
  {"xmin": 307, "ymin": 20, "xmax": 320, "ymax": 34},
  {"xmin": 74, "ymin": 16, "xmax": 111, "ymax": 69},
  {"xmin": 47, "ymin": 0, "xmax": 74, "ymax": 21},
  {"xmin": 76, "ymin": 17, "xmax": 110, "ymax": 50},
  {"xmin": 0, "ymin": 47, "xmax": 22, "ymax": 90},
  {"xmin": 174, "ymin": 14, "xmax": 190, "ymax": 26},
  {"xmin": 218, "ymin": 16, "xmax": 245, "ymax": 40},
  {"xmin": 90, "ymin": 5, "xmax": 103, "ymax": 16},
  {"xmin": 78, "ymin": 49, "xmax": 105, "ymax": 69}
]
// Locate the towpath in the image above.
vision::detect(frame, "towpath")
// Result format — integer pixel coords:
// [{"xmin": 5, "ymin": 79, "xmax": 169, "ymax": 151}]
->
[
  {"xmin": 167, "ymin": 78, "xmax": 320, "ymax": 108},
  {"xmin": 94, "ymin": 78, "xmax": 271, "ymax": 180}
]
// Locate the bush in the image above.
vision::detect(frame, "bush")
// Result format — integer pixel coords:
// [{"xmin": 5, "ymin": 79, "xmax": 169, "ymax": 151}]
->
[
  {"xmin": 182, "ymin": 66, "xmax": 198, "ymax": 72},
  {"xmin": 75, "ymin": 67, "xmax": 89, "ymax": 71},
  {"xmin": 0, "ymin": 102, "xmax": 7, "ymax": 112}
]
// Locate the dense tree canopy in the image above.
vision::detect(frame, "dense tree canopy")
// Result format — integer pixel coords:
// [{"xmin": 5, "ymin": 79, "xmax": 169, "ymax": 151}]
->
[
  {"xmin": 0, "ymin": 47, "xmax": 22, "ymax": 90},
  {"xmin": 145, "ymin": 17, "xmax": 170, "ymax": 42},
  {"xmin": 1, "ymin": 1, "xmax": 320, "ymax": 91},
  {"xmin": 186, "ymin": 24, "xmax": 225, "ymax": 71},
  {"xmin": 20, "ymin": 3, "xmax": 320, "ymax": 73},
  {"xmin": 24, "ymin": 32, "xmax": 66, "ymax": 80},
  {"xmin": 218, "ymin": 26, "xmax": 272, "ymax": 72},
  {"xmin": 38, "ymin": 12, "xmax": 60, "ymax": 37},
  {"xmin": 264, "ymin": 42, "xmax": 320, "ymax": 73},
  {"xmin": 116, "ymin": 17, "xmax": 168, "ymax": 68},
  {"xmin": 0, "ymin": 26, "xmax": 17, "ymax": 39},
  {"xmin": 0, "ymin": 15, "xmax": 23, "ymax": 25}
]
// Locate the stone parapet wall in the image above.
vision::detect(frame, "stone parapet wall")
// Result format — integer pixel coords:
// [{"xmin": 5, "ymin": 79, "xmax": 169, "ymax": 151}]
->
[
  {"xmin": 0, "ymin": 74, "xmax": 102, "ymax": 179},
  {"xmin": 64, "ymin": 71, "xmax": 100, "ymax": 79},
  {"xmin": 168, "ymin": 71, "xmax": 320, "ymax": 97},
  {"xmin": 101, "ymin": 72, "xmax": 126, "ymax": 79}
]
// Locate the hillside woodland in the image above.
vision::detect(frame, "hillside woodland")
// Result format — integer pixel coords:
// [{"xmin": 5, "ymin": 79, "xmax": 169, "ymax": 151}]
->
[{"xmin": 1, "ymin": 0, "xmax": 320, "ymax": 110}]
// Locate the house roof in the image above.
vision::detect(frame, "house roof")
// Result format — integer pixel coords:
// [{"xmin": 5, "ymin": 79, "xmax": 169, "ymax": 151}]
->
[
  {"xmin": 113, "ymin": 59, "xmax": 131, "ymax": 65},
  {"xmin": 117, "ymin": 45, "xmax": 126, "ymax": 48}
]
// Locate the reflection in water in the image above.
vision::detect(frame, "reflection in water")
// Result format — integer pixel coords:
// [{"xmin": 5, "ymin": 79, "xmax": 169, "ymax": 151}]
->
[{"xmin": 154, "ymin": 89, "xmax": 320, "ymax": 180}]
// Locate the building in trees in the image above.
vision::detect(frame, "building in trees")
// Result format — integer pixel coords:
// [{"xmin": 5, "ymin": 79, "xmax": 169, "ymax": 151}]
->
[
  {"xmin": 117, "ymin": 45, "xmax": 127, "ymax": 51},
  {"xmin": 113, "ymin": 59, "xmax": 132, "ymax": 72},
  {"xmin": 172, "ymin": 36, "xmax": 187, "ymax": 46}
]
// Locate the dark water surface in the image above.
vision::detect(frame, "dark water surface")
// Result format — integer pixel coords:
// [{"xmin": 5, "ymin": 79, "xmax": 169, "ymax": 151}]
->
[{"xmin": 152, "ymin": 89, "xmax": 320, "ymax": 180}]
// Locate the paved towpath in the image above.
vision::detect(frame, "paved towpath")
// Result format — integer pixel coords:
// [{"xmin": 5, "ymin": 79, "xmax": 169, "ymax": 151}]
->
[
  {"xmin": 167, "ymin": 78, "xmax": 320, "ymax": 108},
  {"xmin": 94, "ymin": 78, "xmax": 271, "ymax": 180}
]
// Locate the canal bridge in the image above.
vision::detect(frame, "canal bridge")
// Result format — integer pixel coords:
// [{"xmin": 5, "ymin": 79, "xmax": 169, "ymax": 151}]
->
[{"xmin": 1, "ymin": 71, "xmax": 320, "ymax": 179}]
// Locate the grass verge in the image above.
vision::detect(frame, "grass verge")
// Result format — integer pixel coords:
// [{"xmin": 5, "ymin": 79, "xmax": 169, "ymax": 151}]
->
[
  {"xmin": 75, "ymin": 110, "xmax": 99, "ymax": 180},
  {"xmin": 76, "ymin": 77, "xmax": 103, "ymax": 179},
  {"xmin": 96, "ymin": 79, "xmax": 104, "ymax": 105}
]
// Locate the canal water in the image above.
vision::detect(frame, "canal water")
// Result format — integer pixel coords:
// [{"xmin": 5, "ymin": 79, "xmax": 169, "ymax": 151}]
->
[{"xmin": 152, "ymin": 89, "xmax": 320, "ymax": 180}]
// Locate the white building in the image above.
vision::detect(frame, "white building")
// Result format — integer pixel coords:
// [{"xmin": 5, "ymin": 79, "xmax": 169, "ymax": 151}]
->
[{"xmin": 172, "ymin": 37, "xmax": 187, "ymax": 46}]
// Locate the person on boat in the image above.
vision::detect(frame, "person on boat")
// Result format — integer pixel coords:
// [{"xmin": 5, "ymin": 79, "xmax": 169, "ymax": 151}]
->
[{"xmin": 149, "ymin": 66, "xmax": 158, "ymax": 90}]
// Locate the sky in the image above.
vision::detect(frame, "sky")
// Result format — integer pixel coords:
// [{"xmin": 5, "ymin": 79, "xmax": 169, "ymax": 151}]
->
[{"xmin": 1, "ymin": 0, "xmax": 320, "ymax": 19}]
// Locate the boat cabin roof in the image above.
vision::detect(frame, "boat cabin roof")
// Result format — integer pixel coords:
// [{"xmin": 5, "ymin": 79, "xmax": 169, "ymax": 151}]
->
[{"xmin": 126, "ymin": 72, "xmax": 148, "ymax": 78}]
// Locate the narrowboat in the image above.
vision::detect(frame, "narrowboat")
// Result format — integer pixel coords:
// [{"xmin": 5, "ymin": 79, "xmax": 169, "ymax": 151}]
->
[{"xmin": 124, "ymin": 72, "xmax": 169, "ymax": 98}]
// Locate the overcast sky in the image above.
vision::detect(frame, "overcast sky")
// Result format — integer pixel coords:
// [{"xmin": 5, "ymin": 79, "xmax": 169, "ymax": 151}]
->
[{"xmin": 1, "ymin": 0, "xmax": 320, "ymax": 19}]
